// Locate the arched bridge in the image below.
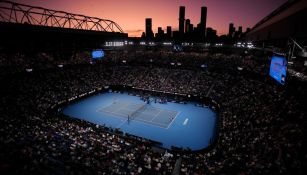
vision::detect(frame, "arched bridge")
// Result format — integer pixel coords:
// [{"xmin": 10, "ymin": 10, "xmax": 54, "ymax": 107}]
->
[{"xmin": 0, "ymin": 0, "xmax": 124, "ymax": 33}]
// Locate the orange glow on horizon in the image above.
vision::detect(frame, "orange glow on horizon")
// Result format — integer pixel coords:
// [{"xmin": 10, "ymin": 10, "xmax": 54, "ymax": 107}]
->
[{"xmin": 11, "ymin": 0, "xmax": 287, "ymax": 37}]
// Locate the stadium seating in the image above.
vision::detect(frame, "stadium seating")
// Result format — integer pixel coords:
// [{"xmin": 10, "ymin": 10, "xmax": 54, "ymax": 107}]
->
[{"xmin": 0, "ymin": 50, "xmax": 306, "ymax": 174}]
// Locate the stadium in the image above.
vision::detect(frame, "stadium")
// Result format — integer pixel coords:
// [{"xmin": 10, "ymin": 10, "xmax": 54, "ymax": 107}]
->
[{"xmin": 0, "ymin": 0, "xmax": 306, "ymax": 174}]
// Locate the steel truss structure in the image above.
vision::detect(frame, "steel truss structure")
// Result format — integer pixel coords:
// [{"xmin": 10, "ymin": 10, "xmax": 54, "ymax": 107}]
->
[{"xmin": 0, "ymin": 1, "xmax": 124, "ymax": 33}]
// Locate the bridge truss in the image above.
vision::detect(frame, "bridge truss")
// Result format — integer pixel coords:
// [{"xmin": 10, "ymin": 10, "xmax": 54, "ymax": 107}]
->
[{"xmin": 0, "ymin": 1, "xmax": 124, "ymax": 33}]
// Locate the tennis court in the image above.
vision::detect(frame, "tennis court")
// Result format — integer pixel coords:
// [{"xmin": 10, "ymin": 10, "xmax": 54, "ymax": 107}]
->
[
  {"xmin": 62, "ymin": 92, "xmax": 217, "ymax": 151},
  {"xmin": 98, "ymin": 101, "xmax": 179, "ymax": 128}
]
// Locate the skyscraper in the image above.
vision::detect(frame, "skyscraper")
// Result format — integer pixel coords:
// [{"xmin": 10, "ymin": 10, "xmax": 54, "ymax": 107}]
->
[
  {"xmin": 189, "ymin": 24, "xmax": 194, "ymax": 33},
  {"xmin": 156, "ymin": 27, "xmax": 164, "ymax": 41},
  {"xmin": 206, "ymin": 27, "xmax": 217, "ymax": 42},
  {"xmin": 185, "ymin": 19, "xmax": 191, "ymax": 33},
  {"xmin": 179, "ymin": 6, "xmax": 185, "ymax": 35},
  {"xmin": 158, "ymin": 27, "xmax": 164, "ymax": 36},
  {"xmin": 145, "ymin": 18, "xmax": 153, "ymax": 39},
  {"xmin": 235, "ymin": 26, "xmax": 242, "ymax": 38},
  {"xmin": 238, "ymin": 26, "xmax": 242, "ymax": 34},
  {"xmin": 200, "ymin": 6, "xmax": 207, "ymax": 32},
  {"xmin": 228, "ymin": 23, "xmax": 234, "ymax": 37},
  {"xmin": 167, "ymin": 26, "xmax": 172, "ymax": 38},
  {"xmin": 196, "ymin": 6, "xmax": 207, "ymax": 42}
]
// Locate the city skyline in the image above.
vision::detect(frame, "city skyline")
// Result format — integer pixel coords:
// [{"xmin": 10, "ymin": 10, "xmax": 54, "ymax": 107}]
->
[{"xmin": 10, "ymin": 0, "xmax": 287, "ymax": 37}]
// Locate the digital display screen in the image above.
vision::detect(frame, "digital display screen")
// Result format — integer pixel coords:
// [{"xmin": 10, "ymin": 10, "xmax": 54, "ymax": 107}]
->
[
  {"xmin": 92, "ymin": 50, "xmax": 104, "ymax": 59},
  {"xmin": 269, "ymin": 55, "xmax": 287, "ymax": 85}
]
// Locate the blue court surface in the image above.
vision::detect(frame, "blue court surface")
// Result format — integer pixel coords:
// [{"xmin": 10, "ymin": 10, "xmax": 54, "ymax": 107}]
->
[{"xmin": 62, "ymin": 92, "xmax": 217, "ymax": 151}]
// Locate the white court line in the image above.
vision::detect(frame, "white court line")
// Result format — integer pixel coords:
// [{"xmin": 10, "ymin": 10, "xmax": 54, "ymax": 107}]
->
[
  {"xmin": 132, "ymin": 117, "xmax": 168, "ymax": 129},
  {"xmin": 131, "ymin": 108, "xmax": 180, "ymax": 129},
  {"xmin": 95, "ymin": 100, "xmax": 131, "ymax": 113},
  {"xmin": 161, "ymin": 108, "xmax": 179, "ymax": 113},
  {"xmin": 166, "ymin": 111, "xmax": 181, "ymax": 129},
  {"xmin": 96, "ymin": 101, "xmax": 134, "ymax": 117},
  {"xmin": 99, "ymin": 110, "xmax": 127, "ymax": 119},
  {"xmin": 115, "ymin": 119, "xmax": 128, "ymax": 128},
  {"xmin": 150, "ymin": 109, "xmax": 162, "ymax": 122},
  {"xmin": 115, "ymin": 101, "xmax": 131, "ymax": 113},
  {"xmin": 96, "ymin": 100, "xmax": 179, "ymax": 129},
  {"xmin": 96, "ymin": 102, "xmax": 148, "ymax": 124}
]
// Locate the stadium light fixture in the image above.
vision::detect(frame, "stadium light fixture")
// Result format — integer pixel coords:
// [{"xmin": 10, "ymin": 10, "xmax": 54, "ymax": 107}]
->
[{"xmin": 289, "ymin": 37, "xmax": 307, "ymax": 59}]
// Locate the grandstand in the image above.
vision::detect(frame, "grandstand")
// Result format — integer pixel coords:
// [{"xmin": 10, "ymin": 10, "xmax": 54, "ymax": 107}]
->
[{"xmin": 0, "ymin": 1, "xmax": 306, "ymax": 175}]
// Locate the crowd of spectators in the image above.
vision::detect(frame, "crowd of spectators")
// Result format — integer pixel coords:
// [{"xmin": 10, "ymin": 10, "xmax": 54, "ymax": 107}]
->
[{"xmin": 0, "ymin": 49, "xmax": 306, "ymax": 174}]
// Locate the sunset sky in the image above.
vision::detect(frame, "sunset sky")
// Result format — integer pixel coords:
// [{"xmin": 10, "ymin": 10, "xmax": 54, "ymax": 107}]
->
[{"xmin": 12, "ymin": 0, "xmax": 287, "ymax": 37}]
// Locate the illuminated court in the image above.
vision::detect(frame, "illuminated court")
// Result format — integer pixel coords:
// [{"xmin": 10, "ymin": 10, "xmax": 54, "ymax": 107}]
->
[
  {"xmin": 62, "ymin": 92, "xmax": 217, "ymax": 151},
  {"xmin": 98, "ymin": 100, "xmax": 179, "ymax": 128}
]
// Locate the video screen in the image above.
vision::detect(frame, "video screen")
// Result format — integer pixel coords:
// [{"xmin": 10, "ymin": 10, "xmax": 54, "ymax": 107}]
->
[
  {"xmin": 269, "ymin": 55, "xmax": 287, "ymax": 85},
  {"xmin": 92, "ymin": 50, "xmax": 105, "ymax": 59}
]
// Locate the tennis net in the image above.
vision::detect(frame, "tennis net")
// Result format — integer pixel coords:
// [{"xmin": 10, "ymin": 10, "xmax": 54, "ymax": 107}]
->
[{"xmin": 128, "ymin": 104, "xmax": 146, "ymax": 120}]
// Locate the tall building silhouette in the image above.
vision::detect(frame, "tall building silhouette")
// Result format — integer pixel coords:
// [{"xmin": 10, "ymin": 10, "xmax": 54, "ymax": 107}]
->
[
  {"xmin": 145, "ymin": 18, "xmax": 153, "ymax": 39},
  {"xmin": 189, "ymin": 24, "xmax": 194, "ymax": 33},
  {"xmin": 167, "ymin": 26, "xmax": 172, "ymax": 38},
  {"xmin": 206, "ymin": 27, "xmax": 217, "ymax": 42},
  {"xmin": 179, "ymin": 6, "xmax": 185, "ymax": 35},
  {"xmin": 235, "ymin": 26, "xmax": 242, "ymax": 38},
  {"xmin": 228, "ymin": 23, "xmax": 235, "ymax": 37},
  {"xmin": 200, "ymin": 6, "xmax": 207, "ymax": 34},
  {"xmin": 156, "ymin": 27, "xmax": 164, "ymax": 41},
  {"xmin": 185, "ymin": 19, "xmax": 191, "ymax": 33},
  {"xmin": 238, "ymin": 26, "xmax": 242, "ymax": 33},
  {"xmin": 157, "ymin": 27, "xmax": 164, "ymax": 36}
]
